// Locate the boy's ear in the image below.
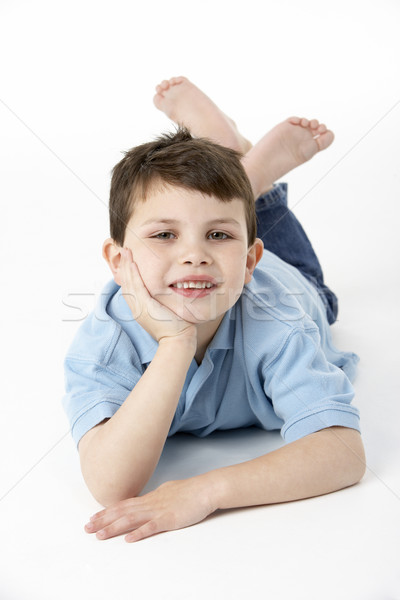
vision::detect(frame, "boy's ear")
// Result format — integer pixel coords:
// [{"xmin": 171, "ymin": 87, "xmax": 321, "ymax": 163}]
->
[
  {"xmin": 244, "ymin": 238, "xmax": 264, "ymax": 284},
  {"xmin": 102, "ymin": 238, "xmax": 123, "ymax": 286}
]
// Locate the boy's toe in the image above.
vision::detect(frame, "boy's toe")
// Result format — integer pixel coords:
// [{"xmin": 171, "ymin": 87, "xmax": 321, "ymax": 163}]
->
[
  {"xmin": 153, "ymin": 93, "xmax": 164, "ymax": 108},
  {"xmin": 316, "ymin": 130, "xmax": 334, "ymax": 150},
  {"xmin": 170, "ymin": 76, "xmax": 184, "ymax": 85}
]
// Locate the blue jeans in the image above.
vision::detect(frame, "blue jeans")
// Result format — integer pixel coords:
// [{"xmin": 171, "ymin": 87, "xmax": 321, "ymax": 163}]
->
[{"xmin": 255, "ymin": 183, "xmax": 338, "ymax": 325}]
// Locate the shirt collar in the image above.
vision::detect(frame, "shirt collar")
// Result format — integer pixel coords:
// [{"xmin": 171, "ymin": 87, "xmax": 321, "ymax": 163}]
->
[{"xmin": 207, "ymin": 306, "xmax": 236, "ymax": 351}]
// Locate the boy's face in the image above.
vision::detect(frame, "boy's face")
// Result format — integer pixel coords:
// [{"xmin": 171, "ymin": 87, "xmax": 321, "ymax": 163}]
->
[{"xmin": 114, "ymin": 185, "xmax": 262, "ymax": 327}]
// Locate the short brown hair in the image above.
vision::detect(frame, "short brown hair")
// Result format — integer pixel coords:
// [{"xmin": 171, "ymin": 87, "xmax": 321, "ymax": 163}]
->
[{"xmin": 109, "ymin": 127, "xmax": 256, "ymax": 247}]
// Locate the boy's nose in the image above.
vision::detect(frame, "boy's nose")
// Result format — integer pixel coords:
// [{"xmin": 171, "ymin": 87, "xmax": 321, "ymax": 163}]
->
[
  {"xmin": 182, "ymin": 258, "xmax": 209, "ymax": 265},
  {"xmin": 178, "ymin": 244, "xmax": 212, "ymax": 266}
]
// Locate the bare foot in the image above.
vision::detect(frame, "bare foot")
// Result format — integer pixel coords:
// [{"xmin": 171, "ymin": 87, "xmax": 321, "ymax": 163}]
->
[
  {"xmin": 153, "ymin": 76, "xmax": 252, "ymax": 154},
  {"xmin": 242, "ymin": 117, "xmax": 335, "ymax": 198}
]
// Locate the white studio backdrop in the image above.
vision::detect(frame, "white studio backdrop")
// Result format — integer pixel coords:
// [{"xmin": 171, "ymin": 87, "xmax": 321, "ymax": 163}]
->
[{"xmin": 1, "ymin": 1, "xmax": 400, "ymax": 598}]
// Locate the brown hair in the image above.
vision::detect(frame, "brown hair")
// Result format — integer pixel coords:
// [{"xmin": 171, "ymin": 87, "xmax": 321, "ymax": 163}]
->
[{"xmin": 109, "ymin": 127, "xmax": 256, "ymax": 247}]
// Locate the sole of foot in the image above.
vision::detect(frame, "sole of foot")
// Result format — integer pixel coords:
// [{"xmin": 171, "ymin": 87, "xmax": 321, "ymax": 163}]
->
[
  {"xmin": 242, "ymin": 116, "xmax": 334, "ymax": 198},
  {"xmin": 153, "ymin": 76, "xmax": 252, "ymax": 154}
]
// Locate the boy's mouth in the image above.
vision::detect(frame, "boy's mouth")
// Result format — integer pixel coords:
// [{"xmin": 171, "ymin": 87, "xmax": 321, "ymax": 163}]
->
[
  {"xmin": 172, "ymin": 281, "xmax": 214, "ymax": 289},
  {"xmin": 169, "ymin": 276, "xmax": 218, "ymax": 298}
]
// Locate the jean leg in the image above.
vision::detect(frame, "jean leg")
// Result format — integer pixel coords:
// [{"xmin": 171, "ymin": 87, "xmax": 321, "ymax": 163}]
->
[{"xmin": 255, "ymin": 183, "xmax": 338, "ymax": 324}]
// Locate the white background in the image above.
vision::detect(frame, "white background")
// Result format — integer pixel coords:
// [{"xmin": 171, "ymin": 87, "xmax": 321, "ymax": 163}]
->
[{"xmin": 1, "ymin": 1, "xmax": 400, "ymax": 598}]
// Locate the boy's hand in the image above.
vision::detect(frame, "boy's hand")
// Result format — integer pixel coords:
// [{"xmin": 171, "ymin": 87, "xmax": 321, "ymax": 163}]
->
[
  {"xmin": 84, "ymin": 476, "xmax": 216, "ymax": 543},
  {"xmin": 120, "ymin": 248, "xmax": 197, "ymax": 346}
]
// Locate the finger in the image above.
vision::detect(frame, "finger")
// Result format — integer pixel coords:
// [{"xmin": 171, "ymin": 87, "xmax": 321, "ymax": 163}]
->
[
  {"xmin": 119, "ymin": 251, "xmax": 147, "ymax": 316},
  {"xmin": 119, "ymin": 249, "xmax": 132, "ymax": 288},
  {"xmin": 93, "ymin": 513, "xmax": 148, "ymax": 540},
  {"xmin": 85, "ymin": 510, "xmax": 119, "ymax": 533},
  {"xmin": 86, "ymin": 498, "xmax": 135, "ymax": 528},
  {"xmin": 125, "ymin": 519, "xmax": 160, "ymax": 543},
  {"xmin": 121, "ymin": 250, "xmax": 147, "ymax": 294},
  {"xmin": 85, "ymin": 512, "xmax": 116, "ymax": 534},
  {"xmin": 120, "ymin": 248, "xmax": 135, "ymax": 283}
]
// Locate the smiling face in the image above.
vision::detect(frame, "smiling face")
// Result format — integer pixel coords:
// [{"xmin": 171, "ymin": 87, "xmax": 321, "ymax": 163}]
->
[{"xmin": 115, "ymin": 185, "xmax": 263, "ymax": 338}]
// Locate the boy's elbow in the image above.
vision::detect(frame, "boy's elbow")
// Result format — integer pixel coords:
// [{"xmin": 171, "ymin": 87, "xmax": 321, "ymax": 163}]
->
[
  {"xmin": 353, "ymin": 436, "xmax": 367, "ymax": 483},
  {"xmin": 324, "ymin": 426, "xmax": 367, "ymax": 486},
  {"xmin": 82, "ymin": 469, "xmax": 143, "ymax": 507},
  {"xmin": 78, "ymin": 429, "xmax": 144, "ymax": 507},
  {"xmin": 343, "ymin": 427, "xmax": 366, "ymax": 482},
  {"xmin": 90, "ymin": 485, "xmax": 141, "ymax": 508},
  {"xmin": 349, "ymin": 455, "xmax": 366, "ymax": 486}
]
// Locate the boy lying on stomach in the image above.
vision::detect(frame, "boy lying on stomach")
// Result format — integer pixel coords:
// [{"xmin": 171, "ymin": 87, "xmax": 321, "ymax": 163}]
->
[{"xmin": 63, "ymin": 77, "xmax": 365, "ymax": 543}]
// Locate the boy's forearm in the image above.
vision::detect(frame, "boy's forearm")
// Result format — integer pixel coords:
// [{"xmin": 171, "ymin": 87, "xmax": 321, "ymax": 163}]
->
[
  {"xmin": 204, "ymin": 426, "xmax": 366, "ymax": 512},
  {"xmin": 80, "ymin": 338, "xmax": 195, "ymax": 506}
]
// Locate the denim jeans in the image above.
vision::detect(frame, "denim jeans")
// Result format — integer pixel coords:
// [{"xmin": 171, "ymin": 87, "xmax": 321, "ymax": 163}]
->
[{"xmin": 255, "ymin": 183, "xmax": 338, "ymax": 325}]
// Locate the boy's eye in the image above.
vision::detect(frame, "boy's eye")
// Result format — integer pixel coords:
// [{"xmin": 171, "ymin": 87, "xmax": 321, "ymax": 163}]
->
[
  {"xmin": 209, "ymin": 231, "xmax": 229, "ymax": 240},
  {"xmin": 151, "ymin": 231, "xmax": 231, "ymax": 240},
  {"xmin": 153, "ymin": 232, "xmax": 175, "ymax": 239}
]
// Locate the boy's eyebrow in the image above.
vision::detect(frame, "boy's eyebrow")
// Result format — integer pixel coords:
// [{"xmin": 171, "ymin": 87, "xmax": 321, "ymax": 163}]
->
[{"xmin": 139, "ymin": 218, "xmax": 242, "ymax": 227}]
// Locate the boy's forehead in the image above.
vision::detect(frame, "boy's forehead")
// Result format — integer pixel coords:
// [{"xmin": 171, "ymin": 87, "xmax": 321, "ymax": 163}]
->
[{"xmin": 132, "ymin": 185, "xmax": 247, "ymax": 224}]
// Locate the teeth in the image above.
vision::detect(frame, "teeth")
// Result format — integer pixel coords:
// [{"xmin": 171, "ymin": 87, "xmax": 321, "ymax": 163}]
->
[{"xmin": 174, "ymin": 281, "xmax": 214, "ymax": 289}]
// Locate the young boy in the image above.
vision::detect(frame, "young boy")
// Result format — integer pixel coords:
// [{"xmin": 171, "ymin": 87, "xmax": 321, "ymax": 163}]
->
[{"xmin": 63, "ymin": 77, "xmax": 365, "ymax": 543}]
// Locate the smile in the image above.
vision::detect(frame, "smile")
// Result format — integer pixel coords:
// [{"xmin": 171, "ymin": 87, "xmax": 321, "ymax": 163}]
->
[
  {"xmin": 172, "ymin": 281, "xmax": 215, "ymax": 289},
  {"xmin": 169, "ymin": 280, "xmax": 217, "ymax": 298}
]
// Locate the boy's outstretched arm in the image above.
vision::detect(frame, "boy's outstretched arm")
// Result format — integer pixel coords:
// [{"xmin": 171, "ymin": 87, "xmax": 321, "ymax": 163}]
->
[
  {"xmin": 210, "ymin": 425, "xmax": 366, "ymax": 507},
  {"xmin": 85, "ymin": 424, "xmax": 366, "ymax": 543},
  {"xmin": 79, "ymin": 249, "xmax": 197, "ymax": 506}
]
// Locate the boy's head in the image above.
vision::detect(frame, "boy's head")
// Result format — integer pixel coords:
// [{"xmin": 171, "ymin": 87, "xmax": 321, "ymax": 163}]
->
[
  {"xmin": 108, "ymin": 127, "xmax": 257, "ymax": 248},
  {"xmin": 103, "ymin": 128, "xmax": 263, "ymax": 327}
]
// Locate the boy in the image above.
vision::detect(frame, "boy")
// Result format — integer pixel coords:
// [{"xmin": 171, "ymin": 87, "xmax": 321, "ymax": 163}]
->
[{"xmin": 63, "ymin": 77, "xmax": 366, "ymax": 543}]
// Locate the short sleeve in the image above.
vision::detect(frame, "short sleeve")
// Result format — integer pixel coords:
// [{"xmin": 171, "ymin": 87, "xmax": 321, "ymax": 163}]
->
[
  {"xmin": 62, "ymin": 326, "xmax": 143, "ymax": 448},
  {"xmin": 263, "ymin": 327, "xmax": 361, "ymax": 443}
]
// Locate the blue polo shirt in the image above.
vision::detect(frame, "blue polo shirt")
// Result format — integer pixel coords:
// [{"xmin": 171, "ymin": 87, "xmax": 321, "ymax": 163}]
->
[{"xmin": 62, "ymin": 250, "xmax": 360, "ymax": 448}]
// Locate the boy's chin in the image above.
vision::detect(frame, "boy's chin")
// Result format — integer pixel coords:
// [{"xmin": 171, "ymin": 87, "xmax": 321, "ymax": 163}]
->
[
  {"xmin": 176, "ymin": 309, "xmax": 219, "ymax": 325},
  {"xmin": 171, "ymin": 303, "xmax": 225, "ymax": 325},
  {"xmin": 160, "ymin": 292, "xmax": 237, "ymax": 325}
]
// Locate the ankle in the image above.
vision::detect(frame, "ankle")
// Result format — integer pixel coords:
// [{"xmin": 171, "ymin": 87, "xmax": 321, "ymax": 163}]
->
[{"xmin": 242, "ymin": 157, "xmax": 273, "ymax": 200}]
